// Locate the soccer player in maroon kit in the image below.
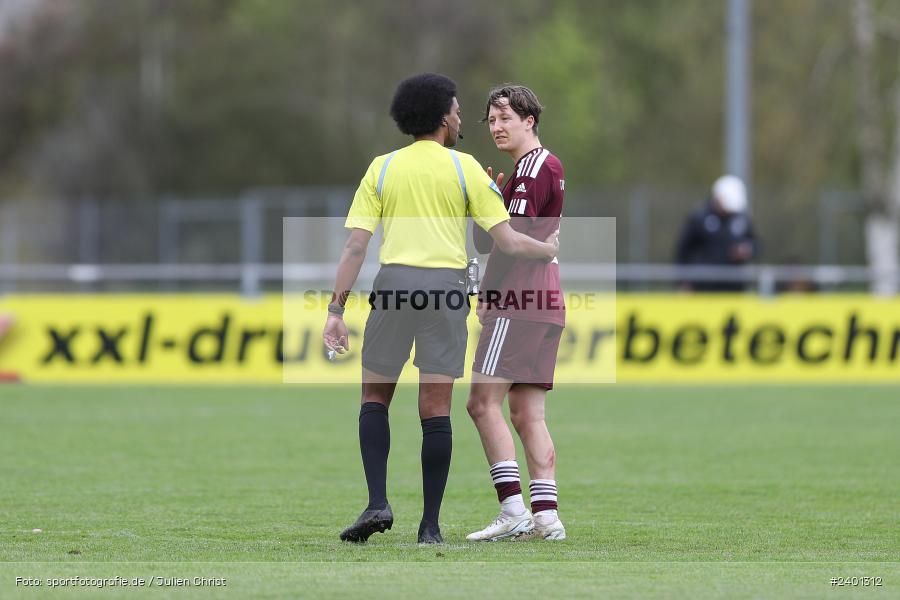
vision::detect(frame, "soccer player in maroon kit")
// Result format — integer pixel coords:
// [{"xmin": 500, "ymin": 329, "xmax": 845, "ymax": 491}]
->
[{"xmin": 466, "ymin": 85, "xmax": 566, "ymax": 541}]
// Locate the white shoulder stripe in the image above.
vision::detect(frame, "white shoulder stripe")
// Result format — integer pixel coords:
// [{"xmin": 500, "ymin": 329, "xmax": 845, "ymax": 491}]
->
[
  {"xmin": 515, "ymin": 152, "xmax": 527, "ymax": 177},
  {"xmin": 516, "ymin": 148, "xmax": 539, "ymax": 177},
  {"xmin": 528, "ymin": 149, "xmax": 550, "ymax": 178},
  {"xmin": 522, "ymin": 152, "xmax": 535, "ymax": 175}
]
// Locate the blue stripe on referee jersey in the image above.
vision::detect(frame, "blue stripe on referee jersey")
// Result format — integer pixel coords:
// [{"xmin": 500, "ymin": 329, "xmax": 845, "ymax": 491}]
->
[
  {"xmin": 448, "ymin": 149, "xmax": 468, "ymax": 202},
  {"xmin": 376, "ymin": 151, "xmax": 397, "ymax": 199}
]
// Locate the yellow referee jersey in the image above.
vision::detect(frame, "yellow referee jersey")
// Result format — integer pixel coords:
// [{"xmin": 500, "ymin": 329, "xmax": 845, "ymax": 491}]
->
[{"xmin": 345, "ymin": 140, "xmax": 510, "ymax": 269}]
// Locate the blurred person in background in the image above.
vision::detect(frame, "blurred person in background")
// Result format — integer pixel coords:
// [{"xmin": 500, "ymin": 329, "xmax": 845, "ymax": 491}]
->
[
  {"xmin": 674, "ymin": 175, "xmax": 758, "ymax": 292},
  {"xmin": 776, "ymin": 256, "xmax": 819, "ymax": 294}
]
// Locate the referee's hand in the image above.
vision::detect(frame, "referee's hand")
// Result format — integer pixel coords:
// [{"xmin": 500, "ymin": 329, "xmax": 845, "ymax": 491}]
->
[
  {"xmin": 545, "ymin": 229, "xmax": 560, "ymax": 261},
  {"xmin": 476, "ymin": 300, "xmax": 487, "ymax": 325},
  {"xmin": 323, "ymin": 315, "xmax": 349, "ymax": 354}
]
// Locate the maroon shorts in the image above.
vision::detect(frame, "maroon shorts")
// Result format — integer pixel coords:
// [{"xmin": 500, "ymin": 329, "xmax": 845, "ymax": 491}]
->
[{"xmin": 473, "ymin": 316, "xmax": 564, "ymax": 390}]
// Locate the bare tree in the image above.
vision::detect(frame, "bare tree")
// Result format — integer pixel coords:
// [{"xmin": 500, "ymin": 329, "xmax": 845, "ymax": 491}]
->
[{"xmin": 852, "ymin": 0, "xmax": 900, "ymax": 295}]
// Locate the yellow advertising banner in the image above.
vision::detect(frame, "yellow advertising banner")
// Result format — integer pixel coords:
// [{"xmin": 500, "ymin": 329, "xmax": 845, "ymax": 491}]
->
[{"xmin": 0, "ymin": 293, "xmax": 899, "ymax": 384}]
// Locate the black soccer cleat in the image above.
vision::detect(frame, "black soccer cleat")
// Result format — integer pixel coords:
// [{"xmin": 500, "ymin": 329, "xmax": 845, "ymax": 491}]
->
[
  {"xmin": 339, "ymin": 504, "xmax": 393, "ymax": 543},
  {"xmin": 417, "ymin": 520, "xmax": 444, "ymax": 544}
]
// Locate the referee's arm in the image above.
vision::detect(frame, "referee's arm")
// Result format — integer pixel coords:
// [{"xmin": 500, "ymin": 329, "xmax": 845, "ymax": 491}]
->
[
  {"xmin": 473, "ymin": 223, "xmax": 494, "ymax": 254},
  {"xmin": 488, "ymin": 221, "xmax": 559, "ymax": 260},
  {"xmin": 324, "ymin": 228, "xmax": 372, "ymax": 353},
  {"xmin": 464, "ymin": 154, "xmax": 558, "ymax": 261},
  {"xmin": 331, "ymin": 228, "xmax": 372, "ymax": 308}
]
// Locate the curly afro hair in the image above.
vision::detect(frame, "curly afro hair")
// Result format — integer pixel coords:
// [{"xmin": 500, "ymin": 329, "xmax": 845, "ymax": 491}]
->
[{"xmin": 389, "ymin": 73, "xmax": 457, "ymax": 137}]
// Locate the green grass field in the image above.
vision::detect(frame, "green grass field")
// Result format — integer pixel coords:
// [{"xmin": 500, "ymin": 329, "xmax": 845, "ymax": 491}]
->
[{"xmin": 1, "ymin": 385, "xmax": 898, "ymax": 599}]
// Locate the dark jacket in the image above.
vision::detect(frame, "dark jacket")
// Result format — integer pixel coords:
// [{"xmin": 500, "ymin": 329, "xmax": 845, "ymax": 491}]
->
[{"xmin": 674, "ymin": 198, "xmax": 758, "ymax": 291}]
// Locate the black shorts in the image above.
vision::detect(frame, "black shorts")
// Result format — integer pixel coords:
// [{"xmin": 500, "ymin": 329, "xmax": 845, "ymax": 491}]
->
[{"xmin": 361, "ymin": 264, "xmax": 470, "ymax": 379}]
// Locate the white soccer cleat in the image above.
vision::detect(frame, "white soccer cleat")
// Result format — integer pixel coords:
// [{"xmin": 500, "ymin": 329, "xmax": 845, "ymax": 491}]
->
[
  {"xmin": 466, "ymin": 510, "xmax": 534, "ymax": 542},
  {"xmin": 522, "ymin": 517, "xmax": 566, "ymax": 540}
]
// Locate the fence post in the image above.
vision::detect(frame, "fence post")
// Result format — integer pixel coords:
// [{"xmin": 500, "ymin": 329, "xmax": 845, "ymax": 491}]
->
[
  {"xmin": 628, "ymin": 189, "xmax": 650, "ymax": 291},
  {"xmin": 78, "ymin": 199, "xmax": 101, "ymax": 264},
  {"xmin": 1, "ymin": 204, "xmax": 19, "ymax": 293},
  {"xmin": 241, "ymin": 192, "xmax": 263, "ymax": 297},
  {"xmin": 158, "ymin": 198, "xmax": 180, "ymax": 292},
  {"xmin": 819, "ymin": 192, "xmax": 837, "ymax": 265},
  {"xmin": 78, "ymin": 199, "xmax": 101, "ymax": 292},
  {"xmin": 758, "ymin": 266, "xmax": 776, "ymax": 296}
]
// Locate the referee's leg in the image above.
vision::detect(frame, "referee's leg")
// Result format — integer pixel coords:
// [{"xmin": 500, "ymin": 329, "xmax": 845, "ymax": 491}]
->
[
  {"xmin": 359, "ymin": 372, "xmax": 397, "ymax": 511},
  {"xmin": 340, "ymin": 263, "xmax": 416, "ymax": 542},
  {"xmin": 339, "ymin": 369, "xmax": 398, "ymax": 543},
  {"xmin": 417, "ymin": 373, "xmax": 453, "ymax": 543},
  {"xmin": 409, "ymin": 267, "xmax": 468, "ymax": 543}
]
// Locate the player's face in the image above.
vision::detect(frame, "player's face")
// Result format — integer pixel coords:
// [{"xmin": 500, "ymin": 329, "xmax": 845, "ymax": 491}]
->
[
  {"xmin": 444, "ymin": 97, "xmax": 462, "ymax": 147},
  {"xmin": 487, "ymin": 101, "xmax": 532, "ymax": 154}
]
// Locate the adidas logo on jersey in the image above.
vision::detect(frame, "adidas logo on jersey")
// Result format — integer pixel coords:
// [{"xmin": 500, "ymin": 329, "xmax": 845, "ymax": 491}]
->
[{"xmin": 515, "ymin": 183, "xmax": 527, "ymax": 193}]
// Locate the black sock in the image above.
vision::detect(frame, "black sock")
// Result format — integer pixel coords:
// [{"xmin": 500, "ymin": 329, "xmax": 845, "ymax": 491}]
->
[
  {"xmin": 420, "ymin": 415, "xmax": 452, "ymax": 525},
  {"xmin": 359, "ymin": 402, "xmax": 390, "ymax": 510}
]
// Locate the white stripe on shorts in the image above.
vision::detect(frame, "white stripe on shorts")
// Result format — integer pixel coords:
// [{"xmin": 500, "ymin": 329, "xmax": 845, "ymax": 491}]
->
[
  {"xmin": 486, "ymin": 318, "xmax": 511, "ymax": 376},
  {"xmin": 481, "ymin": 317, "xmax": 505, "ymax": 374}
]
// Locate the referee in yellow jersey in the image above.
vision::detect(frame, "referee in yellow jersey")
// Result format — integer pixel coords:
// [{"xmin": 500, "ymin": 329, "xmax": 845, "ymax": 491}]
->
[{"xmin": 324, "ymin": 73, "xmax": 559, "ymax": 544}]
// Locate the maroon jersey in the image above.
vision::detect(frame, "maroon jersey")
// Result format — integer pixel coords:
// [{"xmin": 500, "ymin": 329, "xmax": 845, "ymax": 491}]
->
[{"xmin": 474, "ymin": 147, "xmax": 565, "ymax": 326}]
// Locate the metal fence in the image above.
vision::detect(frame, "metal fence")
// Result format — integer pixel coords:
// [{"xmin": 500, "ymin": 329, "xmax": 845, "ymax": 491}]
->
[
  {"xmin": 0, "ymin": 185, "xmax": 876, "ymax": 295},
  {"xmin": 0, "ymin": 261, "xmax": 890, "ymax": 297}
]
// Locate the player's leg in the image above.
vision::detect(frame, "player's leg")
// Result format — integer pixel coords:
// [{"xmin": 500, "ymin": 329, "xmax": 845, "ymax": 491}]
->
[
  {"xmin": 466, "ymin": 372, "xmax": 515, "ymax": 467},
  {"xmin": 465, "ymin": 372, "xmax": 534, "ymax": 541},
  {"xmin": 509, "ymin": 321, "xmax": 565, "ymax": 540},
  {"xmin": 467, "ymin": 317, "xmax": 517, "ymax": 468},
  {"xmin": 467, "ymin": 373, "xmax": 520, "ymax": 517},
  {"xmin": 509, "ymin": 384, "xmax": 554, "ymax": 480},
  {"xmin": 465, "ymin": 316, "xmax": 534, "ymax": 541},
  {"xmin": 509, "ymin": 383, "xmax": 565, "ymax": 540},
  {"xmin": 416, "ymin": 374, "xmax": 454, "ymax": 543}
]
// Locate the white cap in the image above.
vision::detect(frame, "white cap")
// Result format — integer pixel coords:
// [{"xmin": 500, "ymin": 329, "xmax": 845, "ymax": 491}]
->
[{"xmin": 712, "ymin": 175, "xmax": 747, "ymax": 213}]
